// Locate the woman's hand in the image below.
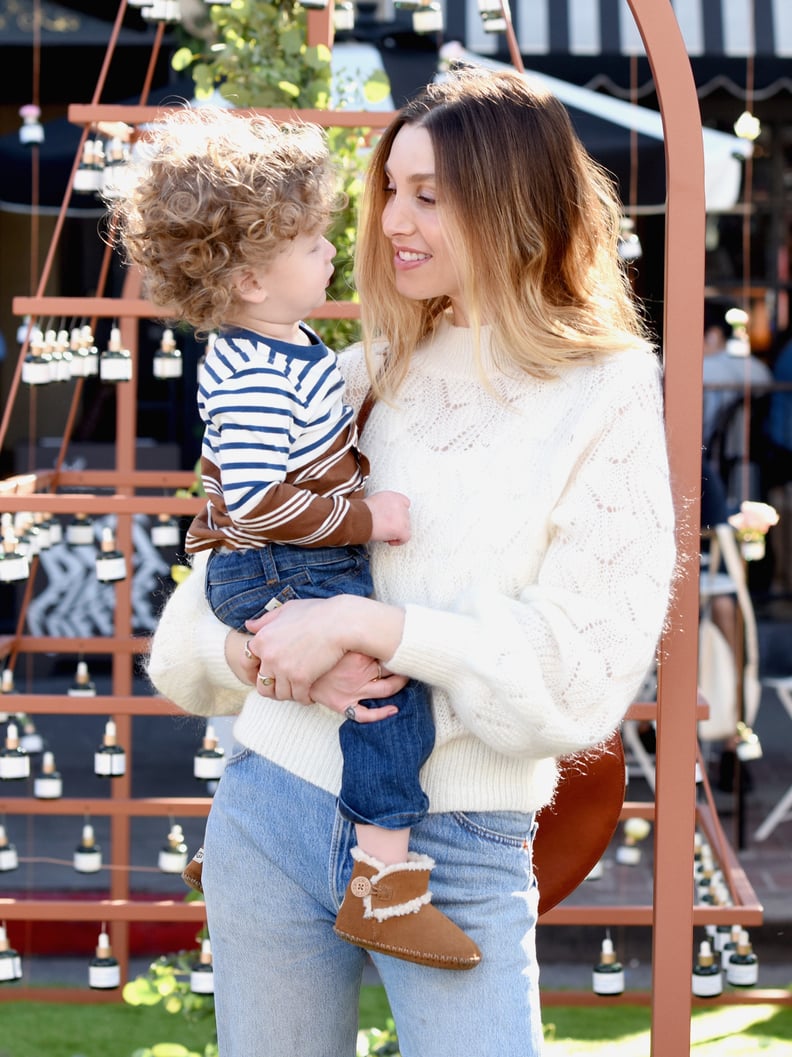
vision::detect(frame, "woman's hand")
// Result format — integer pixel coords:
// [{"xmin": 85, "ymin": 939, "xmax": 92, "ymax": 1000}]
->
[
  {"xmin": 224, "ymin": 629, "xmax": 261, "ymax": 685},
  {"xmin": 245, "ymin": 594, "xmax": 405, "ymax": 705},
  {"xmin": 310, "ymin": 651, "xmax": 407, "ymax": 723}
]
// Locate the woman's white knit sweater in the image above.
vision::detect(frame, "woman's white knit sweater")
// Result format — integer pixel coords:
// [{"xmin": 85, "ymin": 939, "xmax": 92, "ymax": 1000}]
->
[{"xmin": 148, "ymin": 317, "xmax": 676, "ymax": 814}]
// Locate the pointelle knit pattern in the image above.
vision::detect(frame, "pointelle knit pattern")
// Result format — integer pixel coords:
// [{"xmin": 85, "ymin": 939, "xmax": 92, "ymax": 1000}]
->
[{"xmin": 148, "ymin": 315, "xmax": 677, "ymax": 815}]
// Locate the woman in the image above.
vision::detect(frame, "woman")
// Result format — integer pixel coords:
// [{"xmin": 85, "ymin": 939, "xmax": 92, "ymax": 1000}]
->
[{"xmin": 148, "ymin": 67, "xmax": 676, "ymax": 1057}]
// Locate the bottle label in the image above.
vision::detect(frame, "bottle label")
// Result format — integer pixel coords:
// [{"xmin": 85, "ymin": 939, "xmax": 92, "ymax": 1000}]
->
[
  {"xmin": 94, "ymin": 751, "xmax": 126, "ymax": 776},
  {"xmin": 89, "ymin": 963, "xmax": 121, "ymax": 989},
  {"xmin": 726, "ymin": 961, "xmax": 758, "ymax": 987},
  {"xmin": 194, "ymin": 756, "xmax": 226, "ymax": 780},
  {"xmin": 151, "ymin": 524, "xmax": 180, "ymax": 547},
  {"xmin": 96, "ymin": 555, "xmax": 127, "ymax": 581},
  {"xmin": 100, "ymin": 358, "xmax": 133, "ymax": 382},
  {"xmin": 34, "ymin": 776, "xmax": 63, "ymax": 799},
  {"xmin": 74, "ymin": 850, "xmax": 103, "ymax": 873},
  {"xmin": 592, "ymin": 969, "xmax": 625, "ymax": 995},
  {"xmin": 615, "ymin": 845, "xmax": 641, "ymax": 866},
  {"xmin": 190, "ymin": 969, "xmax": 215, "ymax": 994},
  {"xmin": 0, "ymin": 954, "xmax": 22, "ymax": 981},
  {"xmin": 0, "ymin": 556, "xmax": 30, "ymax": 583},
  {"xmin": 0, "ymin": 847, "xmax": 19, "ymax": 871},
  {"xmin": 158, "ymin": 850, "xmax": 189, "ymax": 873},
  {"xmin": 0, "ymin": 755, "xmax": 30, "ymax": 780},
  {"xmin": 692, "ymin": 970, "xmax": 723, "ymax": 997},
  {"xmin": 153, "ymin": 357, "xmax": 183, "ymax": 379},
  {"xmin": 66, "ymin": 524, "xmax": 95, "ymax": 545},
  {"xmin": 21, "ymin": 361, "xmax": 51, "ymax": 385}
]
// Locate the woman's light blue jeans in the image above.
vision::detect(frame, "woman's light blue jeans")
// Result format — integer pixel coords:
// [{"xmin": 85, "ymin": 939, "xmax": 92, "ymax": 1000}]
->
[{"xmin": 203, "ymin": 749, "xmax": 544, "ymax": 1057}]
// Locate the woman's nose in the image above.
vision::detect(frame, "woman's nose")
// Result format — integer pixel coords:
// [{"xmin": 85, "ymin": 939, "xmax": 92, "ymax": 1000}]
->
[{"xmin": 382, "ymin": 196, "xmax": 411, "ymax": 238}]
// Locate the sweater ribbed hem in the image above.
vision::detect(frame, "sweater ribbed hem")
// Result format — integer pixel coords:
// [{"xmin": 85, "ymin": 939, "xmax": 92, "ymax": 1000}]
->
[{"xmin": 232, "ymin": 695, "xmax": 559, "ymax": 815}]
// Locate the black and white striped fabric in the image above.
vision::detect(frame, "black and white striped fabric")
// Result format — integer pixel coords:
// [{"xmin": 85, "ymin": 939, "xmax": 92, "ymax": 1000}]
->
[{"xmin": 441, "ymin": 0, "xmax": 791, "ymax": 59}]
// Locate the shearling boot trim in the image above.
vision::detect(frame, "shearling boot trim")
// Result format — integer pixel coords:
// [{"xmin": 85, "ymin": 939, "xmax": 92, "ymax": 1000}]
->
[{"xmin": 350, "ymin": 846, "xmax": 435, "ymax": 922}]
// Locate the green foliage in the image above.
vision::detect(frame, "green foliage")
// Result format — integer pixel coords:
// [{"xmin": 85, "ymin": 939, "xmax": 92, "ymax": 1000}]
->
[
  {"xmin": 123, "ymin": 951, "xmax": 215, "ymax": 1025},
  {"xmin": 174, "ymin": 1, "xmax": 331, "ymax": 109},
  {"xmin": 171, "ymin": 0, "xmax": 390, "ymax": 351},
  {"xmin": 357, "ymin": 1018, "xmax": 401, "ymax": 1055}
]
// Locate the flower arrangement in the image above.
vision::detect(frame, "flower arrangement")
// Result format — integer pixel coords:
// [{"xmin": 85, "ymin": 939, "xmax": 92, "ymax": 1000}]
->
[{"xmin": 727, "ymin": 500, "xmax": 780, "ymax": 561}]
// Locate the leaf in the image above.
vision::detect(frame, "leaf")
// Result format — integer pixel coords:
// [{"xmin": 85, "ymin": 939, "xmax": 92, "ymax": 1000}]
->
[
  {"xmin": 363, "ymin": 70, "xmax": 391, "ymax": 105},
  {"xmin": 123, "ymin": 977, "xmax": 163, "ymax": 1007},
  {"xmin": 171, "ymin": 47, "xmax": 197, "ymax": 73},
  {"xmin": 164, "ymin": 994, "xmax": 184, "ymax": 1015},
  {"xmin": 277, "ymin": 80, "xmax": 301, "ymax": 99}
]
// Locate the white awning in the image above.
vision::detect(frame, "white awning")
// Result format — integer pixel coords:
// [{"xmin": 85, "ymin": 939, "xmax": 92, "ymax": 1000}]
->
[{"xmin": 446, "ymin": 0, "xmax": 792, "ymax": 59}]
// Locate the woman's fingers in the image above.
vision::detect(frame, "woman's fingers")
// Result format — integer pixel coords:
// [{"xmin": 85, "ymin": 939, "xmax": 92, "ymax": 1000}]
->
[{"xmin": 344, "ymin": 703, "xmax": 398, "ymax": 724}]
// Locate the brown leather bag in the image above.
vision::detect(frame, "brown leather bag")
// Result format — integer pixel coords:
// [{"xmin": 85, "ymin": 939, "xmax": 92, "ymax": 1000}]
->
[
  {"xmin": 534, "ymin": 730, "xmax": 625, "ymax": 916},
  {"xmin": 357, "ymin": 390, "xmax": 626, "ymax": 917}
]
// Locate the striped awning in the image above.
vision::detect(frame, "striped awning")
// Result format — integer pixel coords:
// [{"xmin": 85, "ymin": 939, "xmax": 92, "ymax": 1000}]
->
[{"xmin": 446, "ymin": 0, "xmax": 792, "ymax": 59}]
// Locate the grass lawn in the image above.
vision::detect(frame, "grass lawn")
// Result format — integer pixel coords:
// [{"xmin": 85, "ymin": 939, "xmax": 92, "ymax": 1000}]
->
[{"xmin": 1, "ymin": 987, "xmax": 790, "ymax": 1056}]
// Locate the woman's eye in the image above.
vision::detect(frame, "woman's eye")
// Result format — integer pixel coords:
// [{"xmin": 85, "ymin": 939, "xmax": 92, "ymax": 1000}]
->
[{"xmin": 417, "ymin": 193, "xmax": 436, "ymax": 206}]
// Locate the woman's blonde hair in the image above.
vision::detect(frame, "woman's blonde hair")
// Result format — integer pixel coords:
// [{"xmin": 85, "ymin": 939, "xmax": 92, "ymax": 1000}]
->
[
  {"xmin": 354, "ymin": 67, "xmax": 652, "ymax": 394},
  {"xmin": 111, "ymin": 107, "xmax": 339, "ymax": 333}
]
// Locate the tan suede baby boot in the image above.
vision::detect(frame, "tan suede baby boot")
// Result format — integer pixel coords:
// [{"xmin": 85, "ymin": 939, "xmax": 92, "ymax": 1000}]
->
[{"xmin": 334, "ymin": 847, "xmax": 481, "ymax": 970}]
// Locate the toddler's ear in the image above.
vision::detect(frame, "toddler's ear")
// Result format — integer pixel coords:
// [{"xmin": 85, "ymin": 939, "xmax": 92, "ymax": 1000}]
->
[{"xmin": 233, "ymin": 268, "xmax": 269, "ymax": 304}]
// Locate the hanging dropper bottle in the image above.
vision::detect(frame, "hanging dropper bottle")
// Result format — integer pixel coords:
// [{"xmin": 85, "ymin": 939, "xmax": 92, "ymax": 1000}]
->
[
  {"xmin": 74, "ymin": 823, "xmax": 102, "ymax": 873},
  {"xmin": 0, "ymin": 923, "xmax": 22, "ymax": 982},
  {"xmin": 34, "ymin": 751, "xmax": 63, "ymax": 800},
  {"xmin": 153, "ymin": 328, "xmax": 183, "ymax": 379},
  {"xmin": 725, "ymin": 929, "xmax": 759, "ymax": 988},
  {"xmin": 592, "ymin": 933, "xmax": 625, "ymax": 995},
  {"xmin": 88, "ymin": 927, "xmax": 120, "ymax": 990},
  {"xmin": 720, "ymin": 924, "xmax": 743, "ymax": 971},
  {"xmin": 194, "ymin": 722, "xmax": 226, "ymax": 782},
  {"xmin": 190, "ymin": 938, "xmax": 215, "ymax": 994},
  {"xmin": 0, "ymin": 723, "xmax": 30, "ymax": 781},
  {"xmin": 95, "ymin": 526, "xmax": 127, "ymax": 583},
  {"xmin": 94, "ymin": 720, "xmax": 126, "ymax": 777},
  {"xmin": 0, "ymin": 523, "xmax": 30, "ymax": 584},
  {"xmin": 0, "ymin": 824, "xmax": 19, "ymax": 872},
  {"xmin": 65, "ymin": 512, "xmax": 95, "ymax": 546},
  {"xmin": 692, "ymin": 938, "xmax": 723, "ymax": 998},
  {"xmin": 68, "ymin": 660, "xmax": 97, "ymax": 697},
  {"xmin": 151, "ymin": 512, "xmax": 180, "ymax": 548},
  {"xmin": 99, "ymin": 325, "xmax": 133, "ymax": 383},
  {"xmin": 158, "ymin": 822, "xmax": 189, "ymax": 874},
  {"xmin": 18, "ymin": 714, "xmax": 43, "ymax": 755}
]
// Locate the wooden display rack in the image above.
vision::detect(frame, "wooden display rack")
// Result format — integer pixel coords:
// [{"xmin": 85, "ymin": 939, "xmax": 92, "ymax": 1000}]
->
[{"xmin": 0, "ymin": 4, "xmax": 785, "ymax": 1055}]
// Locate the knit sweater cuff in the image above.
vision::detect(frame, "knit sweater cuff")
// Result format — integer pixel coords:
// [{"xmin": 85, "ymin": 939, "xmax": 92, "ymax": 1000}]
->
[
  {"xmin": 385, "ymin": 602, "xmax": 472, "ymax": 691},
  {"xmin": 198, "ymin": 610, "xmax": 252, "ymax": 697}
]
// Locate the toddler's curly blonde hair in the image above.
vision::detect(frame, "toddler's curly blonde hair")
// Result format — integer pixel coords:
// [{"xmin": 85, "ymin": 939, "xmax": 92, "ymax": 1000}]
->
[{"xmin": 111, "ymin": 107, "xmax": 339, "ymax": 333}]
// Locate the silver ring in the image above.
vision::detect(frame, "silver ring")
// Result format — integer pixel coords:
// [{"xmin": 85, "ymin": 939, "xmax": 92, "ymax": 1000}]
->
[
  {"xmin": 244, "ymin": 640, "xmax": 254, "ymax": 660},
  {"xmin": 344, "ymin": 705, "xmax": 358, "ymax": 722},
  {"xmin": 257, "ymin": 673, "xmax": 275, "ymax": 686}
]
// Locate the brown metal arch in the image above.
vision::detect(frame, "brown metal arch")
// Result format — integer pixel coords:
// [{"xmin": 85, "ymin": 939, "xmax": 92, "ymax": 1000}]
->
[{"xmin": 626, "ymin": 3, "xmax": 705, "ymax": 1053}]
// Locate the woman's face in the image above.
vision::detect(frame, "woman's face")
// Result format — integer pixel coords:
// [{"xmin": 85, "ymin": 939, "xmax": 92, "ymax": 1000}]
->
[{"xmin": 381, "ymin": 124, "xmax": 466, "ymax": 323}]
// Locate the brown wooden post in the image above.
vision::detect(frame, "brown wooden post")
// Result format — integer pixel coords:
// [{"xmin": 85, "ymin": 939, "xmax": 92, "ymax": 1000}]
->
[
  {"xmin": 626, "ymin": 2, "xmax": 706, "ymax": 1053},
  {"xmin": 305, "ymin": 4, "xmax": 334, "ymax": 49}
]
